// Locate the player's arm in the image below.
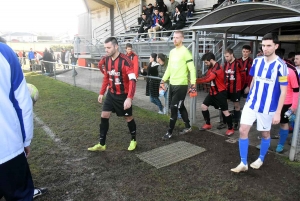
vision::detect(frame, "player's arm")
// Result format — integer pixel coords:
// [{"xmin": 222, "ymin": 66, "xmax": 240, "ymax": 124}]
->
[
  {"xmin": 98, "ymin": 57, "xmax": 105, "ymax": 74},
  {"xmin": 186, "ymin": 51, "xmax": 196, "ymax": 85},
  {"xmin": 161, "ymin": 59, "xmax": 171, "ymax": 83},
  {"xmin": 99, "ymin": 71, "xmax": 109, "ymax": 96},
  {"xmin": 273, "ymin": 68, "xmax": 288, "ymax": 124},
  {"xmin": 197, "ymin": 72, "xmax": 216, "ymax": 84},
  {"xmin": 125, "ymin": 60, "xmax": 137, "ymax": 100},
  {"xmin": 290, "ymin": 73, "xmax": 299, "ymax": 112},
  {"xmin": 133, "ymin": 55, "xmax": 139, "ymax": 78},
  {"xmin": 9, "ymin": 46, "xmax": 33, "ymax": 149}
]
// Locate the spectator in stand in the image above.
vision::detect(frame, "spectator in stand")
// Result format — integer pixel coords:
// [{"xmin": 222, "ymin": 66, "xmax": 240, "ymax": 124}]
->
[
  {"xmin": 273, "ymin": 49, "xmax": 299, "ymax": 153},
  {"xmin": 148, "ymin": 3, "xmax": 154, "ymax": 14},
  {"xmin": 61, "ymin": 48, "xmax": 66, "ymax": 69},
  {"xmin": 180, "ymin": 0, "xmax": 188, "ymax": 12},
  {"xmin": 126, "ymin": 43, "xmax": 139, "ymax": 78},
  {"xmin": 141, "ymin": 53, "xmax": 165, "ymax": 114},
  {"xmin": 153, "ymin": 2, "xmax": 158, "ymax": 11},
  {"xmin": 148, "ymin": 8, "xmax": 161, "ymax": 41},
  {"xmin": 187, "ymin": 0, "xmax": 195, "ymax": 18},
  {"xmin": 237, "ymin": 45, "xmax": 253, "ymax": 98},
  {"xmin": 28, "ymin": 48, "xmax": 35, "ymax": 71},
  {"xmin": 197, "ymin": 52, "xmax": 234, "ymax": 136},
  {"xmin": 223, "ymin": 48, "xmax": 246, "ymax": 132},
  {"xmin": 158, "ymin": 10, "xmax": 172, "ymax": 37},
  {"xmin": 170, "ymin": 6, "xmax": 186, "ymax": 31},
  {"xmin": 137, "ymin": 12, "xmax": 151, "ymax": 41},
  {"xmin": 138, "ymin": 5, "xmax": 150, "ymax": 24},
  {"xmin": 169, "ymin": 0, "xmax": 180, "ymax": 18},
  {"xmin": 212, "ymin": 0, "xmax": 225, "ymax": 11}
]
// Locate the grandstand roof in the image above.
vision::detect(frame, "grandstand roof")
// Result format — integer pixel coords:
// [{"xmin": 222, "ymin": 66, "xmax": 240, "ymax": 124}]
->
[{"xmin": 189, "ymin": 2, "xmax": 300, "ymax": 36}]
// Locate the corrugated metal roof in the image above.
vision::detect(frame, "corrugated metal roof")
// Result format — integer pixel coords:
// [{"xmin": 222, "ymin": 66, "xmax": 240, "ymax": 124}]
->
[{"xmin": 189, "ymin": 2, "xmax": 300, "ymax": 36}]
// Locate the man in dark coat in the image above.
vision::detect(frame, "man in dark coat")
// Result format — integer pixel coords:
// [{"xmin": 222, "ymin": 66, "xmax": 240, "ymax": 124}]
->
[{"xmin": 137, "ymin": 12, "xmax": 152, "ymax": 41}]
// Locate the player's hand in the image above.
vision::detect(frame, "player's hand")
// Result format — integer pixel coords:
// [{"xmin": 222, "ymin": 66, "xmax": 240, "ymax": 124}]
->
[
  {"xmin": 98, "ymin": 95, "xmax": 103, "ymax": 103},
  {"xmin": 124, "ymin": 98, "xmax": 132, "ymax": 110},
  {"xmin": 272, "ymin": 113, "xmax": 280, "ymax": 124},
  {"xmin": 188, "ymin": 84, "xmax": 197, "ymax": 97},
  {"xmin": 24, "ymin": 146, "xmax": 30, "ymax": 158},
  {"xmin": 290, "ymin": 107, "xmax": 297, "ymax": 114},
  {"xmin": 244, "ymin": 86, "xmax": 250, "ymax": 94}
]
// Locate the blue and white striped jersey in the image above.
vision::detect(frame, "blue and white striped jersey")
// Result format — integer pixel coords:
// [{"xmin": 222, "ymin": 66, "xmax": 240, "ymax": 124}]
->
[{"xmin": 245, "ymin": 56, "xmax": 288, "ymax": 115}]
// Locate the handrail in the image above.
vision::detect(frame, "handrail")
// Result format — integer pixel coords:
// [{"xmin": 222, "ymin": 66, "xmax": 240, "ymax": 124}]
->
[{"xmin": 93, "ymin": 4, "xmax": 140, "ymax": 39}]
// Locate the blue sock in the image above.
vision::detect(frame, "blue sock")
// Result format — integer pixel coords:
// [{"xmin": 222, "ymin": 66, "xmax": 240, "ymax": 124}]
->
[
  {"xmin": 278, "ymin": 128, "xmax": 289, "ymax": 146},
  {"xmin": 239, "ymin": 138, "xmax": 249, "ymax": 165},
  {"xmin": 259, "ymin": 138, "xmax": 270, "ymax": 161}
]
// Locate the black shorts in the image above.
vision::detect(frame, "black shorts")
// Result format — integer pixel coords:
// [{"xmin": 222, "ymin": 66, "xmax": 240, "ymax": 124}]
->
[
  {"xmin": 203, "ymin": 90, "xmax": 228, "ymax": 111},
  {"xmin": 227, "ymin": 90, "xmax": 241, "ymax": 102},
  {"xmin": 280, "ymin": 104, "xmax": 292, "ymax": 124},
  {"xmin": 0, "ymin": 153, "xmax": 34, "ymax": 200},
  {"xmin": 102, "ymin": 91, "xmax": 132, "ymax": 117},
  {"xmin": 169, "ymin": 85, "xmax": 188, "ymax": 108}
]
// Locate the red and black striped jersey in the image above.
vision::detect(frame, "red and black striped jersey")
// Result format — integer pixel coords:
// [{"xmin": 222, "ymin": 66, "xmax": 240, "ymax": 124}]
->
[
  {"xmin": 98, "ymin": 56, "xmax": 106, "ymax": 74},
  {"xmin": 237, "ymin": 57, "xmax": 253, "ymax": 87},
  {"xmin": 126, "ymin": 52, "xmax": 139, "ymax": 78},
  {"xmin": 224, "ymin": 59, "xmax": 245, "ymax": 93},
  {"xmin": 196, "ymin": 62, "xmax": 226, "ymax": 95},
  {"xmin": 100, "ymin": 53, "xmax": 136, "ymax": 99}
]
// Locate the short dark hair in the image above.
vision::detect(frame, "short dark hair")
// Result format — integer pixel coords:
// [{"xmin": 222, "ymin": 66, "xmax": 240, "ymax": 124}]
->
[
  {"xmin": 104, "ymin": 37, "xmax": 118, "ymax": 45},
  {"xmin": 201, "ymin": 52, "xmax": 215, "ymax": 61},
  {"xmin": 225, "ymin": 48, "xmax": 234, "ymax": 55},
  {"xmin": 275, "ymin": 48, "xmax": 285, "ymax": 59},
  {"xmin": 262, "ymin": 33, "xmax": 279, "ymax": 44},
  {"xmin": 126, "ymin": 43, "xmax": 132, "ymax": 49},
  {"xmin": 288, "ymin": 52, "xmax": 295, "ymax": 58},
  {"xmin": 295, "ymin": 52, "xmax": 300, "ymax": 56},
  {"xmin": 0, "ymin": 36, "xmax": 7, "ymax": 44},
  {"xmin": 242, "ymin": 45, "xmax": 251, "ymax": 51}
]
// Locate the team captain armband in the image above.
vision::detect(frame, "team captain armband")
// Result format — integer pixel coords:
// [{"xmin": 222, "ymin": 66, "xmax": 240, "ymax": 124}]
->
[
  {"xmin": 128, "ymin": 73, "xmax": 137, "ymax": 80},
  {"xmin": 279, "ymin": 76, "xmax": 288, "ymax": 85}
]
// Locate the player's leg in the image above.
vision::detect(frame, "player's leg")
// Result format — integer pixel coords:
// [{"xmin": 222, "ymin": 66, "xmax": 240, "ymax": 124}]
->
[
  {"xmin": 88, "ymin": 93, "xmax": 113, "ymax": 151},
  {"xmin": 176, "ymin": 86, "xmax": 192, "ymax": 134},
  {"xmin": 232, "ymin": 91, "xmax": 241, "ymax": 130},
  {"xmin": 231, "ymin": 106, "xmax": 256, "ymax": 173},
  {"xmin": 216, "ymin": 91, "xmax": 234, "ymax": 135},
  {"xmin": 0, "ymin": 153, "xmax": 34, "ymax": 200},
  {"xmin": 200, "ymin": 95, "xmax": 212, "ymax": 130},
  {"xmin": 276, "ymin": 104, "xmax": 291, "ymax": 153},
  {"xmin": 124, "ymin": 115, "xmax": 137, "ymax": 151},
  {"xmin": 250, "ymin": 112, "xmax": 273, "ymax": 169}
]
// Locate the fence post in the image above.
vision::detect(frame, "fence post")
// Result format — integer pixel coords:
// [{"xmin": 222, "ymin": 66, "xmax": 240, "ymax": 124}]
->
[
  {"xmin": 72, "ymin": 64, "xmax": 76, "ymax": 87},
  {"xmin": 190, "ymin": 31, "xmax": 197, "ymax": 125}
]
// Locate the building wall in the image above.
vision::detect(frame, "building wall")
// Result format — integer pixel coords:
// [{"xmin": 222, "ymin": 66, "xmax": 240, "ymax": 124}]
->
[{"xmin": 4, "ymin": 35, "xmax": 38, "ymax": 43}]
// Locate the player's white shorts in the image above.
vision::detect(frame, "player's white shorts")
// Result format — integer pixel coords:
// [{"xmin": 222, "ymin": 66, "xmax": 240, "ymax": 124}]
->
[{"xmin": 240, "ymin": 106, "xmax": 274, "ymax": 131}]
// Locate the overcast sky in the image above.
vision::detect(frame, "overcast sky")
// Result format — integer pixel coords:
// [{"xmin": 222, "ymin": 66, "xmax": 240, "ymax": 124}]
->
[{"xmin": 0, "ymin": 0, "xmax": 86, "ymax": 36}]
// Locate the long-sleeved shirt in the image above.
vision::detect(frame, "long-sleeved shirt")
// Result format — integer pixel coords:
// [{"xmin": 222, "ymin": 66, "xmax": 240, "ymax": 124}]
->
[
  {"xmin": 100, "ymin": 53, "xmax": 136, "ymax": 99},
  {"xmin": 237, "ymin": 57, "xmax": 253, "ymax": 87},
  {"xmin": 162, "ymin": 45, "xmax": 196, "ymax": 85},
  {"xmin": 224, "ymin": 59, "xmax": 245, "ymax": 93},
  {"xmin": 0, "ymin": 42, "xmax": 33, "ymax": 164},
  {"xmin": 197, "ymin": 62, "xmax": 226, "ymax": 95},
  {"xmin": 28, "ymin": 50, "xmax": 35, "ymax": 60},
  {"xmin": 126, "ymin": 52, "xmax": 139, "ymax": 78}
]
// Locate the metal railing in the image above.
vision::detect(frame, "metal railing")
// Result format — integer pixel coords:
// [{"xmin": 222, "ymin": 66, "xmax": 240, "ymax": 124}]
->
[{"xmin": 93, "ymin": 5, "xmax": 140, "ymax": 39}]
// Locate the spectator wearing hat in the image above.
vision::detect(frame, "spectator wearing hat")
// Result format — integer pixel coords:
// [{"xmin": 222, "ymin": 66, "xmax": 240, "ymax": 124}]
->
[
  {"xmin": 148, "ymin": 8, "xmax": 161, "ymax": 41},
  {"xmin": 138, "ymin": 5, "xmax": 150, "ymax": 24},
  {"xmin": 148, "ymin": 3, "xmax": 154, "ymax": 14},
  {"xmin": 137, "ymin": 12, "xmax": 152, "ymax": 41}
]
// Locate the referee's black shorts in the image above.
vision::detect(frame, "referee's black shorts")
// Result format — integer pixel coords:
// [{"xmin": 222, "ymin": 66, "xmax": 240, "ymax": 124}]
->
[
  {"xmin": 169, "ymin": 85, "xmax": 188, "ymax": 108},
  {"xmin": 0, "ymin": 153, "xmax": 34, "ymax": 201},
  {"xmin": 102, "ymin": 91, "xmax": 132, "ymax": 117},
  {"xmin": 203, "ymin": 90, "xmax": 228, "ymax": 111}
]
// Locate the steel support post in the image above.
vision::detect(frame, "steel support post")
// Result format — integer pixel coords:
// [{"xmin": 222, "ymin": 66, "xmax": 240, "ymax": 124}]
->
[
  {"xmin": 221, "ymin": 32, "xmax": 227, "ymax": 66},
  {"xmin": 114, "ymin": 0, "xmax": 127, "ymax": 32}
]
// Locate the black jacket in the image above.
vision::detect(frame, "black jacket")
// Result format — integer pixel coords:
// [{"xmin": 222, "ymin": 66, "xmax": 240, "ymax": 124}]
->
[
  {"xmin": 173, "ymin": 12, "xmax": 186, "ymax": 24},
  {"xmin": 140, "ymin": 17, "xmax": 152, "ymax": 29},
  {"xmin": 141, "ymin": 61, "xmax": 160, "ymax": 97},
  {"xmin": 159, "ymin": 13, "xmax": 172, "ymax": 30}
]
